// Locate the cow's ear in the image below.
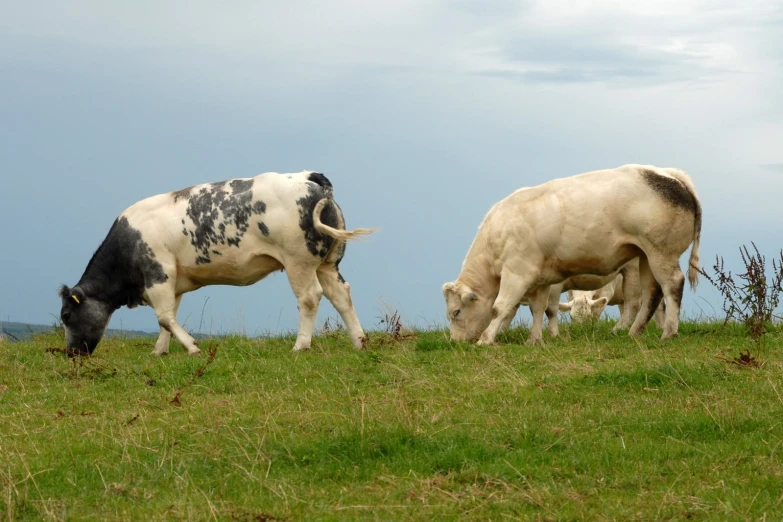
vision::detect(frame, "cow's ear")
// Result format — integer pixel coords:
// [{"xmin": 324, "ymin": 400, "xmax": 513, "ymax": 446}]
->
[
  {"xmin": 463, "ymin": 292, "xmax": 479, "ymax": 303},
  {"xmin": 559, "ymin": 301, "xmax": 573, "ymax": 312},
  {"xmin": 70, "ymin": 287, "xmax": 86, "ymax": 306},
  {"xmin": 591, "ymin": 297, "xmax": 609, "ymax": 309},
  {"xmin": 442, "ymin": 282, "xmax": 457, "ymax": 296},
  {"xmin": 58, "ymin": 285, "xmax": 71, "ymax": 299}
]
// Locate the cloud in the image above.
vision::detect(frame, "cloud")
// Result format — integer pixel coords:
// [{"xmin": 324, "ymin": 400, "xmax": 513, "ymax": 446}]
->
[
  {"xmin": 759, "ymin": 163, "xmax": 783, "ymax": 173},
  {"xmin": 2, "ymin": 0, "xmax": 780, "ymax": 89},
  {"xmin": 453, "ymin": 1, "xmax": 782, "ymax": 85}
]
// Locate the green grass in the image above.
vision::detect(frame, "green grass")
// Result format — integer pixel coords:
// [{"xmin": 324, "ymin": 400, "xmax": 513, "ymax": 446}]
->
[{"xmin": 1, "ymin": 320, "xmax": 782, "ymax": 521}]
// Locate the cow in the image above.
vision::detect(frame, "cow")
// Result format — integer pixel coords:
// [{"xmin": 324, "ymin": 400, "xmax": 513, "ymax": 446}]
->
[
  {"xmin": 556, "ymin": 259, "xmax": 665, "ymax": 327},
  {"xmin": 442, "ymin": 164, "xmax": 701, "ymax": 345},
  {"xmin": 515, "ymin": 259, "xmax": 664, "ymax": 338},
  {"xmin": 58, "ymin": 171, "xmax": 374, "ymax": 356}
]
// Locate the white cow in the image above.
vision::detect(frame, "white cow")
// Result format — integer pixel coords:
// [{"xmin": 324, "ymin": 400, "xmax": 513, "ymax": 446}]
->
[
  {"xmin": 443, "ymin": 164, "xmax": 701, "ymax": 344},
  {"xmin": 556, "ymin": 259, "xmax": 665, "ymax": 327},
  {"xmin": 517, "ymin": 258, "xmax": 663, "ymax": 338},
  {"xmin": 59, "ymin": 171, "xmax": 374, "ymax": 355}
]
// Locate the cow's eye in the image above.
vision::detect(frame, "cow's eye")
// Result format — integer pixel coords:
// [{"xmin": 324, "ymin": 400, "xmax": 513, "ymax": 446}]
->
[
  {"xmin": 452, "ymin": 309, "xmax": 461, "ymax": 319},
  {"xmin": 62, "ymin": 311, "xmax": 71, "ymax": 323}
]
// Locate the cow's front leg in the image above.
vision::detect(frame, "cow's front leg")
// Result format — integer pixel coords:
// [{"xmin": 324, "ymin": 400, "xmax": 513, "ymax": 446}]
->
[
  {"xmin": 614, "ymin": 267, "xmax": 640, "ymax": 332},
  {"xmin": 477, "ymin": 271, "xmax": 532, "ymax": 345},
  {"xmin": 152, "ymin": 295, "xmax": 182, "ymax": 355},
  {"xmin": 545, "ymin": 283, "xmax": 563, "ymax": 337},
  {"xmin": 147, "ymin": 284, "xmax": 200, "ymax": 356},
  {"xmin": 527, "ymin": 286, "xmax": 551, "ymax": 344},
  {"xmin": 286, "ymin": 266, "xmax": 324, "ymax": 352}
]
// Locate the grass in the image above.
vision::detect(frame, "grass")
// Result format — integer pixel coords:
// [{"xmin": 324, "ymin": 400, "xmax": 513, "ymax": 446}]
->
[{"xmin": 1, "ymin": 319, "xmax": 782, "ymax": 521}]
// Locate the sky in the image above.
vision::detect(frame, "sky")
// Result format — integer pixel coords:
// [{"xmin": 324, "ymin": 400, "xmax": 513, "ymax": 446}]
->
[{"xmin": 1, "ymin": 0, "xmax": 782, "ymax": 338}]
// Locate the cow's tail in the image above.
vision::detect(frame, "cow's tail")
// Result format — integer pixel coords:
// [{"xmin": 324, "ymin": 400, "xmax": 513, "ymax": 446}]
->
[
  {"xmin": 665, "ymin": 168, "xmax": 702, "ymax": 289},
  {"xmin": 313, "ymin": 198, "xmax": 376, "ymax": 241}
]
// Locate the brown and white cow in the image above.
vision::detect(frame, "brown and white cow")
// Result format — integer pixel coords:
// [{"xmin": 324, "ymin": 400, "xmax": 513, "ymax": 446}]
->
[
  {"xmin": 59, "ymin": 171, "xmax": 374, "ymax": 355},
  {"xmin": 443, "ymin": 164, "xmax": 701, "ymax": 344}
]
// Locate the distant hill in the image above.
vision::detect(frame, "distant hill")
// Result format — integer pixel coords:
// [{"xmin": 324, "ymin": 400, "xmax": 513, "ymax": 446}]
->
[{"xmin": 0, "ymin": 321, "xmax": 156, "ymax": 342}]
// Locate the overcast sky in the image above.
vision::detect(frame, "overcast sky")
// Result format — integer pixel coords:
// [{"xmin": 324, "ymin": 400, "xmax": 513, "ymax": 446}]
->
[{"xmin": 1, "ymin": 1, "xmax": 781, "ymax": 337}]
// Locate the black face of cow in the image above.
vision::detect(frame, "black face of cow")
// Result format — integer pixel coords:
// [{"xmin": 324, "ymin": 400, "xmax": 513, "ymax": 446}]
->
[{"xmin": 58, "ymin": 285, "xmax": 112, "ymax": 355}]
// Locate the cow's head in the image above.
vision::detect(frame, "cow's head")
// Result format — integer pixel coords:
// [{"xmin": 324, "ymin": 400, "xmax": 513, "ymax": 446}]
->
[
  {"xmin": 58, "ymin": 285, "xmax": 113, "ymax": 355},
  {"xmin": 442, "ymin": 281, "xmax": 493, "ymax": 342},
  {"xmin": 558, "ymin": 291, "xmax": 609, "ymax": 322}
]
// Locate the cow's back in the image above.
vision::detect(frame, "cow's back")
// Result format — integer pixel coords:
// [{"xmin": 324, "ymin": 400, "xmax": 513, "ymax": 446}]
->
[
  {"xmin": 481, "ymin": 165, "xmax": 699, "ymax": 280},
  {"xmin": 119, "ymin": 171, "xmax": 340, "ymax": 285}
]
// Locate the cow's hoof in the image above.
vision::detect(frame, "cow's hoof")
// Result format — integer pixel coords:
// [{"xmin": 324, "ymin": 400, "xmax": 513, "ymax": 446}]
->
[
  {"xmin": 476, "ymin": 338, "xmax": 494, "ymax": 346},
  {"xmin": 150, "ymin": 350, "xmax": 169, "ymax": 356},
  {"xmin": 292, "ymin": 344, "xmax": 310, "ymax": 352},
  {"xmin": 356, "ymin": 335, "xmax": 368, "ymax": 350},
  {"xmin": 525, "ymin": 337, "xmax": 542, "ymax": 345}
]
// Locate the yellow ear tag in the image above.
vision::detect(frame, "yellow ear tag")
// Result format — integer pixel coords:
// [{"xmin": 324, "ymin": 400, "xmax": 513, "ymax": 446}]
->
[{"xmin": 71, "ymin": 295, "xmax": 80, "ymax": 304}]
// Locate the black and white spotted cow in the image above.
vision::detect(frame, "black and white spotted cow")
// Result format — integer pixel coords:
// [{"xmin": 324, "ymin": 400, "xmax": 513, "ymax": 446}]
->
[{"xmin": 59, "ymin": 171, "xmax": 374, "ymax": 355}]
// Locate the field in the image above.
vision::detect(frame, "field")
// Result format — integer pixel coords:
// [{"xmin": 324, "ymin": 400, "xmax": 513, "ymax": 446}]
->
[{"xmin": 1, "ymin": 319, "xmax": 782, "ymax": 521}]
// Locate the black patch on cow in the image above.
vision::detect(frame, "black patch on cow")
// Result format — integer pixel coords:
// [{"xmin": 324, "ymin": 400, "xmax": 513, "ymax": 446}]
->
[
  {"xmin": 183, "ymin": 179, "xmax": 266, "ymax": 264},
  {"xmin": 58, "ymin": 284, "xmax": 113, "ymax": 355},
  {"xmin": 60, "ymin": 216, "xmax": 170, "ymax": 351},
  {"xmin": 545, "ymin": 308, "xmax": 554, "ymax": 320},
  {"xmin": 641, "ymin": 170, "xmax": 699, "ymax": 217},
  {"xmin": 672, "ymin": 276, "xmax": 685, "ymax": 309},
  {"xmin": 83, "ymin": 217, "xmax": 168, "ymax": 294},
  {"xmin": 337, "ymin": 271, "xmax": 346, "ymax": 283},
  {"xmin": 331, "ymin": 201, "xmax": 348, "ymax": 266},
  {"xmin": 307, "ymin": 172, "xmax": 333, "ymax": 193},
  {"xmin": 296, "ymin": 174, "xmax": 340, "ymax": 257},
  {"xmin": 644, "ymin": 283, "xmax": 664, "ymax": 325},
  {"xmin": 258, "ymin": 222, "xmax": 270, "ymax": 237},
  {"xmin": 230, "ymin": 179, "xmax": 253, "ymax": 193},
  {"xmin": 172, "ymin": 186, "xmax": 193, "ymax": 202}
]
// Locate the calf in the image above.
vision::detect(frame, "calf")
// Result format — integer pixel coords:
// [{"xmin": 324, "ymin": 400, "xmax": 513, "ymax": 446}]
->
[
  {"xmin": 556, "ymin": 259, "xmax": 665, "ymax": 328},
  {"xmin": 518, "ymin": 259, "xmax": 662, "ymax": 337},
  {"xmin": 59, "ymin": 171, "xmax": 374, "ymax": 355},
  {"xmin": 443, "ymin": 164, "xmax": 701, "ymax": 344}
]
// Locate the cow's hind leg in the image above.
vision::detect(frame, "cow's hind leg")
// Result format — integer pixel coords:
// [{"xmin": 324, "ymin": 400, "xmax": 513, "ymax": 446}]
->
[
  {"xmin": 152, "ymin": 294, "xmax": 183, "ymax": 355},
  {"xmin": 629, "ymin": 255, "xmax": 664, "ymax": 337},
  {"xmin": 317, "ymin": 265, "xmax": 366, "ymax": 349},
  {"xmin": 286, "ymin": 266, "xmax": 324, "ymax": 352},
  {"xmin": 477, "ymin": 270, "xmax": 534, "ymax": 345},
  {"xmin": 646, "ymin": 257, "xmax": 685, "ymax": 339},
  {"xmin": 652, "ymin": 300, "xmax": 666, "ymax": 329},
  {"xmin": 146, "ymin": 284, "xmax": 200, "ymax": 356}
]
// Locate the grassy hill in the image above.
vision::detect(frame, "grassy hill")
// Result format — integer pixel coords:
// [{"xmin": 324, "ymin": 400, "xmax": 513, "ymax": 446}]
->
[
  {"xmin": 1, "ymin": 322, "xmax": 163, "ymax": 341},
  {"xmin": 1, "ymin": 320, "xmax": 781, "ymax": 520}
]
